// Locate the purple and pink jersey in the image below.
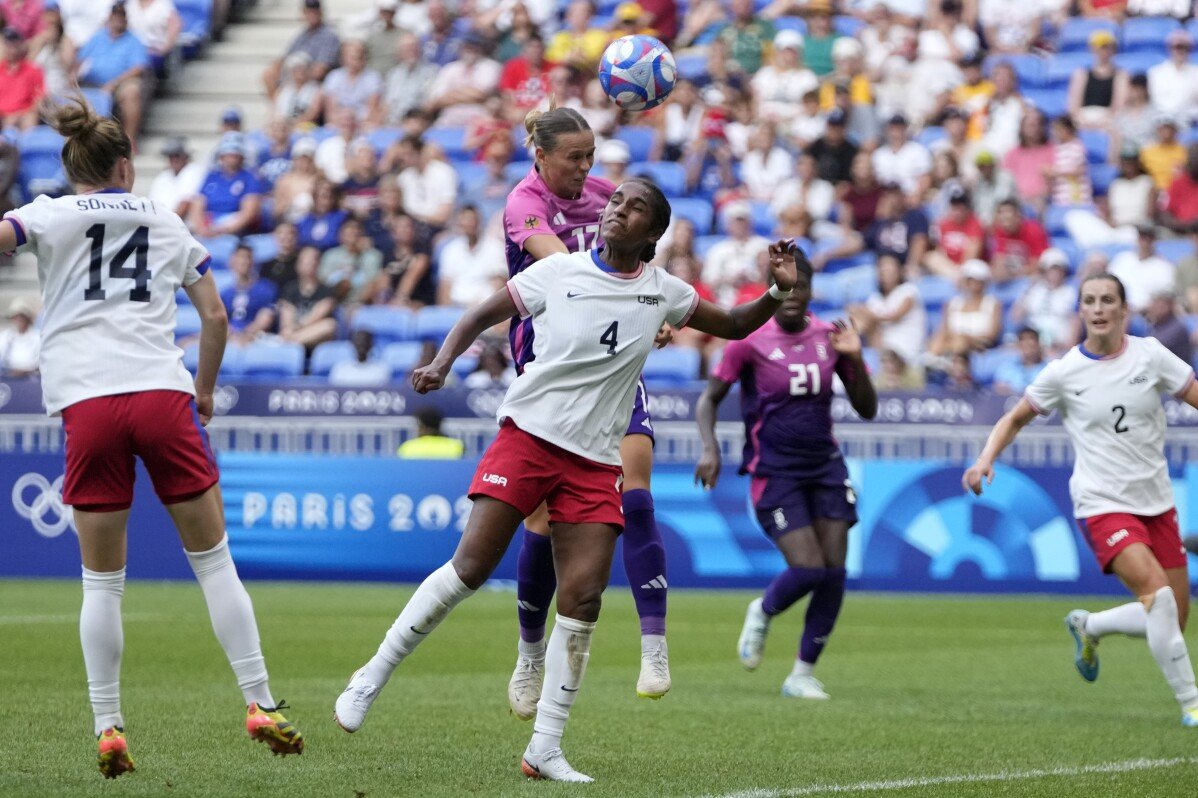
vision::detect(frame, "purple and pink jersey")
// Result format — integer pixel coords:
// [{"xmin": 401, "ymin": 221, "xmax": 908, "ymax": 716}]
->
[
  {"xmin": 712, "ymin": 315, "xmax": 855, "ymax": 480},
  {"xmin": 503, "ymin": 168, "xmax": 616, "ymax": 370}
]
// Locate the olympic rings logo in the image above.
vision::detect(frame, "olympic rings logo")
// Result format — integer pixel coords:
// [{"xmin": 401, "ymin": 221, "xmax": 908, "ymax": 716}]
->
[{"xmin": 11, "ymin": 472, "xmax": 75, "ymax": 539}]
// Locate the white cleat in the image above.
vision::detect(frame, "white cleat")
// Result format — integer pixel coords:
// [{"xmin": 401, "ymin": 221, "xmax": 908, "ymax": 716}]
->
[
  {"xmin": 781, "ymin": 673, "xmax": 830, "ymax": 700},
  {"xmin": 637, "ymin": 637, "xmax": 671, "ymax": 699},
  {"xmin": 334, "ymin": 668, "xmax": 382, "ymax": 733},
  {"xmin": 738, "ymin": 598, "xmax": 770, "ymax": 671},
  {"xmin": 508, "ymin": 653, "xmax": 544, "ymax": 721},
  {"xmin": 1183, "ymin": 706, "xmax": 1198, "ymax": 728},
  {"xmin": 521, "ymin": 745, "xmax": 594, "ymax": 783}
]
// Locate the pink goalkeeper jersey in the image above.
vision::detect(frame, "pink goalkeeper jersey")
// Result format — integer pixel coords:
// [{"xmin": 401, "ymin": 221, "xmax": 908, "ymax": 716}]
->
[{"xmin": 503, "ymin": 167, "xmax": 615, "ymax": 369}]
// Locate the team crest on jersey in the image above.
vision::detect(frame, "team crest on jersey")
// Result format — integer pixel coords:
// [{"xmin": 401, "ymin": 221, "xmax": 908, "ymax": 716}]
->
[
  {"xmin": 815, "ymin": 343, "xmax": 828, "ymax": 360},
  {"xmin": 524, "ymin": 215, "xmax": 540, "ymax": 230}
]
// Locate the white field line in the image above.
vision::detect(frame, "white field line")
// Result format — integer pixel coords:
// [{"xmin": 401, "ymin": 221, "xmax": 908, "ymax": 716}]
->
[
  {"xmin": 0, "ymin": 612, "xmax": 162, "ymax": 625},
  {"xmin": 701, "ymin": 756, "xmax": 1198, "ymax": 798}
]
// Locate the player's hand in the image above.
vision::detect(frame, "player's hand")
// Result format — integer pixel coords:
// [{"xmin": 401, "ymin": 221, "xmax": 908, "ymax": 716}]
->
[
  {"xmin": 961, "ymin": 461, "xmax": 994, "ymax": 495},
  {"xmin": 694, "ymin": 447, "xmax": 722, "ymax": 489},
  {"xmin": 411, "ymin": 362, "xmax": 449, "ymax": 394},
  {"xmin": 767, "ymin": 238, "xmax": 799, "ymax": 291},
  {"xmin": 829, "ymin": 318, "xmax": 862, "ymax": 357},
  {"xmin": 654, "ymin": 323, "xmax": 675, "ymax": 349},
  {"xmin": 195, "ymin": 392, "xmax": 214, "ymax": 426}
]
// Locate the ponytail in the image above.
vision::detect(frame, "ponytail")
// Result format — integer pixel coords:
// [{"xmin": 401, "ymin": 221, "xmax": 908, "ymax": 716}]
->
[{"xmin": 43, "ymin": 96, "xmax": 131, "ymax": 188}]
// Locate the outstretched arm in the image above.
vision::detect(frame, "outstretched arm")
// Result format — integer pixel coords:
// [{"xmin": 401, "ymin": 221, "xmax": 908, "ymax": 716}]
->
[
  {"xmin": 411, "ymin": 286, "xmax": 519, "ymax": 393},
  {"xmin": 687, "ymin": 239, "xmax": 802, "ymax": 340},
  {"xmin": 695, "ymin": 376, "xmax": 734, "ymax": 489},
  {"xmin": 961, "ymin": 398, "xmax": 1039, "ymax": 494}
]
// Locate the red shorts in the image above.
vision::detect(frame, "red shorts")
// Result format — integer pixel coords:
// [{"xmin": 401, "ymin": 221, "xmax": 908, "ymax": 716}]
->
[
  {"xmin": 61, "ymin": 390, "xmax": 220, "ymax": 512},
  {"xmin": 468, "ymin": 421, "xmax": 625, "ymax": 529},
  {"xmin": 1078, "ymin": 510, "xmax": 1187, "ymax": 574}
]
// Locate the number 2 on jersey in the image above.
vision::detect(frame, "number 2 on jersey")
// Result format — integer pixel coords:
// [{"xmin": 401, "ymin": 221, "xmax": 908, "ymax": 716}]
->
[
  {"xmin": 600, "ymin": 321, "xmax": 619, "ymax": 355},
  {"xmin": 789, "ymin": 363, "xmax": 820, "ymax": 395},
  {"xmin": 83, "ymin": 223, "xmax": 152, "ymax": 302}
]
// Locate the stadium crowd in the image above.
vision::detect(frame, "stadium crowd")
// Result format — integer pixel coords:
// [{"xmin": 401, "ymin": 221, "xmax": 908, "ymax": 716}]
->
[{"xmin": 5, "ymin": 0, "xmax": 1198, "ymax": 394}]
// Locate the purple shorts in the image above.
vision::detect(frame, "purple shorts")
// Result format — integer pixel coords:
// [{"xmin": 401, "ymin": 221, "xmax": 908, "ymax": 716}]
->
[
  {"xmin": 626, "ymin": 378, "xmax": 655, "ymax": 442},
  {"xmin": 750, "ymin": 461, "xmax": 858, "ymax": 539}
]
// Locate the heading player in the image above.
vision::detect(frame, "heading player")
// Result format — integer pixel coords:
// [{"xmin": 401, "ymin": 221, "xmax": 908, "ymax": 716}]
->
[
  {"xmin": 0, "ymin": 99, "xmax": 303, "ymax": 778},
  {"xmin": 964, "ymin": 273, "xmax": 1198, "ymax": 728},
  {"xmin": 695, "ymin": 257, "xmax": 876, "ymax": 699},
  {"xmin": 334, "ymin": 179, "xmax": 805, "ymax": 782}
]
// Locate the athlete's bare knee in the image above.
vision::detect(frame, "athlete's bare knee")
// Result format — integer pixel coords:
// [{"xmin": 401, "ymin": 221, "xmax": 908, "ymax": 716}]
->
[
  {"xmin": 450, "ymin": 553, "xmax": 495, "ymax": 590},
  {"xmin": 557, "ymin": 586, "xmax": 604, "ymax": 623}
]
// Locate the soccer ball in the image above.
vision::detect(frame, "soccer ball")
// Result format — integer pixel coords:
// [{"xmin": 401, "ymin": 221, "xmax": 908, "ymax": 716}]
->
[{"xmin": 598, "ymin": 35, "xmax": 677, "ymax": 112}]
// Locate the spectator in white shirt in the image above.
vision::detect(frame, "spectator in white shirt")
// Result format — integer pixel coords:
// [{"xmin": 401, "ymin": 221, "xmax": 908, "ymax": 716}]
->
[
  {"xmin": 751, "ymin": 29, "xmax": 817, "ymax": 124},
  {"xmin": 1148, "ymin": 30, "xmax": 1198, "ymax": 123},
  {"xmin": 702, "ymin": 201, "xmax": 769, "ymax": 306},
  {"xmin": 322, "ymin": 39, "xmax": 382, "ymax": 124},
  {"xmin": 125, "ymin": 0, "xmax": 180, "ymax": 75},
  {"xmin": 872, "ymin": 113, "xmax": 932, "ymax": 201},
  {"xmin": 329, "ymin": 330, "xmax": 392, "ymax": 387},
  {"xmin": 978, "ymin": 0, "xmax": 1044, "ymax": 54},
  {"xmin": 740, "ymin": 121, "xmax": 793, "ymax": 202},
  {"xmin": 0, "ymin": 296, "xmax": 40, "ymax": 377},
  {"xmin": 1009, "ymin": 247, "xmax": 1078, "ymax": 351},
  {"xmin": 395, "ymin": 134, "xmax": 458, "ymax": 230},
  {"xmin": 769, "ymin": 151, "xmax": 835, "ymax": 222},
  {"xmin": 437, "ymin": 205, "xmax": 507, "ymax": 308},
  {"xmin": 274, "ymin": 51, "xmax": 323, "ymax": 125},
  {"xmin": 58, "ymin": 0, "xmax": 112, "ymax": 47},
  {"xmin": 421, "ymin": 32, "xmax": 502, "ymax": 129},
  {"xmin": 1108, "ymin": 225, "xmax": 1177, "ymax": 312},
  {"xmin": 593, "ymin": 139, "xmax": 631, "ymax": 184},
  {"xmin": 848, "ymin": 253, "xmax": 927, "ymax": 366},
  {"xmin": 149, "ymin": 136, "xmax": 205, "ymax": 218},
  {"xmin": 315, "ymin": 107, "xmax": 358, "ymax": 184}
]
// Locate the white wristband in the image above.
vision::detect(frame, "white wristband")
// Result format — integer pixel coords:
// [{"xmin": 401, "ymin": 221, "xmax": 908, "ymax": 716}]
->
[{"xmin": 768, "ymin": 284, "xmax": 794, "ymax": 300}]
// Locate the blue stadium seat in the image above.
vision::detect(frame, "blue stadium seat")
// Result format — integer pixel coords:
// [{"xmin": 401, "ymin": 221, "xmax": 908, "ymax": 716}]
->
[
  {"xmin": 1114, "ymin": 51, "xmax": 1164, "ymax": 77},
  {"xmin": 1041, "ymin": 53, "xmax": 1091, "ymax": 89},
  {"xmin": 971, "ymin": 348, "xmax": 1019, "ymax": 387},
  {"xmin": 674, "ymin": 53, "xmax": 709, "ymax": 82},
  {"xmin": 750, "ymin": 201, "xmax": 775, "ymax": 236},
  {"xmin": 242, "ymin": 342, "xmax": 305, "ymax": 378},
  {"xmin": 615, "ymin": 127, "xmax": 657, "ymax": 162},
  {"xmin": 1044, "ymin": 205, "xmax": 1093, "ymax": 238},
  {"xmin": 671, "ymin": 198, "xmax": 715, "ymax": 233},
  {"xmin": 993, "ymin": 277, "xmax": 1030, "ymax": 307},
  {"xmin": 1022, "ymin": 89, "xmax": 1067, "ymax": 120},
  {"xmin": 836, "ymin": 265, "xmax": 877, "ymax": 305},
  {"xmin": 176, "ymin": 288, "xmax": 192, "ymax": 306},
  {"xmin": 243, "ymin": 233, "xmax": 278, "ymax": 264},
  {"xmin": 175, "ymin": 305, "xmax": 202, "ymax": 338},
  {"xmin": 642, "ymin": 347, "xmax": 700, "ymax": 383},
  {"xmin": 916, "ymin": 276, "xmax": 956, "ymax": 312},
  {"xmin": 453, "ymin": 161, "xmax": 487, "ymax": 190},
  {"xmin": 308, "ymin": 125, "xmax": 339, "ymax": 145},
  {"xmin": 915, "ymin": 126, "xmax": 945, "ymax": 149},
  {"xmin": 368, "ymin": 127, "xmax": 404, "ymax": 153},
  {"xmin": 822, "ymin": 253, "xmax": 874, "ymax": 274},
  {"xmin": 1122, "ymin": 17, "xmax": 1180, "ymax": 53},
  {"xmin": 811, "ymin": 272, "xmax": 842, "ymax": 306},
  {"xmin": 1189, "ymin": 17, "xmax": 1198, "ymax": 43},
  {"xmin": 775, "ymin": 16, "xmax": 807, "ymax": 35},
  {"xmin": 80, "ymin": 88, "xmax": 113, "ymax": 117},
  {"xmin": 985, "ymin": 55, "xmax": 1045, "ymax": 89},
  {"xmin": 309, "ymin": 340, "xmax": 355, "ymax": 377},
  {"xmin": 424, "ymin": 126, "xmax": 470, "ymax": 160},
  {"xmin": 414, "ymin": 306, "xmax": 466, "ymax": 342},
  {"xmin": 211, "ymin": 270, "xmax": 235, "ymax": 294},
  {"xmin": 833, "ymin": 15, "xmax": 864, "ymax": 37},
  {"xmin": 352, "ymin": 306, "xmax": 415, "ymax": 343},
  {"xmin": 196, "ymin": 235, "xmax": 238, "ymax": 269},
  {"xmin": 505, "ymin": 160, "xmax": 534, "ymax": 184},
  {"xmin": 176, "ymin": 0, "xmax": 213, "ymax": 57},
  {"xmin": 1058, "ymin": 19, "xmax": 1119, "ymax": 54},
  {"xmin": 694, "ymin": 234, "xmax": 724, "ymax": 259},
  {"xmin": 629, "ymin": 162, "xmax": 686, "ymax": 196},
  {"xmin": 16, "ymin": 125, "xmax": 67, "ymax": 199},
  {"xmin": 1089, "ymin": 163, "xmax": 1118, "ymax": 195},
  {"xmin": 1156, "ymin": 238, "xmax": 1197, "ymax": 262},
  {"xmin": 1079, "ymin": 130, "xmax": 1109, "ymax": 165},
  {"xmin": 380, "ymin": 342, "xmax": 424, "ymax": 374},
  {"xmin": 1049, "ymin": 237, "xmax": 1082, "ymax": 269}
]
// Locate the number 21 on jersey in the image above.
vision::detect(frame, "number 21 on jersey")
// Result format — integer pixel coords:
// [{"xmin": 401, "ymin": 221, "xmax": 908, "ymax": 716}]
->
[{"xmin": 789, "ymin": 363, "xmax": 820, "ymax": 395}]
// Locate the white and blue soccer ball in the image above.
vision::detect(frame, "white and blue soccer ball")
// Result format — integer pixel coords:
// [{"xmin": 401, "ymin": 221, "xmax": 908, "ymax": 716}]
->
[{"xmin": 598, "ymin": 35, "xmax": 677, "ymax": 112}]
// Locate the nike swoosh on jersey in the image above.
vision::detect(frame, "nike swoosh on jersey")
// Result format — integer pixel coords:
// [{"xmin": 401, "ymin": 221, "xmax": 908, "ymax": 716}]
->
[{"xmin": 566, "ymin": 291, "xmax": 584, "ymax": 299}]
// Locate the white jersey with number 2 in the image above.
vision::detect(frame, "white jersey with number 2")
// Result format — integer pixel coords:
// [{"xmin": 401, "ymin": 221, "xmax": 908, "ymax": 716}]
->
[
  {"xmin": 501, "ymin": 250, "xmax": 699, "ymax": 465},
  {"xmin": 1024, "ymin": 336, "xmax": 1195, "ymax": 519},
  {"xmin": 3, "ymin": 191, "xmax": 211, "ymax": 416}
]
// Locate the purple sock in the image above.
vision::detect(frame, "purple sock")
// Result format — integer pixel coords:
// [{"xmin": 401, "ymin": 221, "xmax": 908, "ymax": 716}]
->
[
  {"xmin": 621, "ymin": 489, "xmax": 667, "ymax": 636},
  {"xmin": 516, "ymin": 527, "xmax": 556, "ymax": 643},
  {"xmin": 761, "ymin": 567, "xmax": 826, "ymax": 617},
  {"xmin": 800, "ymin": 568, "xmax": 846, "ymax": 665}
]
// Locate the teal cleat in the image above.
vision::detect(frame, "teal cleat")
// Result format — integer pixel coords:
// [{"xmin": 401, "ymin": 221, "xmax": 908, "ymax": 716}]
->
[
  {"xmin": 1065, "ymin": 610, "xmax": 1099, "ymax": 683},
  {"xmin": 1182, "ymin": 706, "xmax": 1198, "ymax": 728}
]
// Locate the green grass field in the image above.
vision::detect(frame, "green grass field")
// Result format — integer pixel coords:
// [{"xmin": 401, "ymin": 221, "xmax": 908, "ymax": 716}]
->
[{"xmin": 2, "ymin": 580, "xmax": 1197, "ymax": 798}]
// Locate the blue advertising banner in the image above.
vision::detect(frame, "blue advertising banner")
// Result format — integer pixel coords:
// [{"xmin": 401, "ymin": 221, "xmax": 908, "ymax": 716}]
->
[{"xmin": 6, "ymin": 451, "xmax": 1193, "ymax": 594}]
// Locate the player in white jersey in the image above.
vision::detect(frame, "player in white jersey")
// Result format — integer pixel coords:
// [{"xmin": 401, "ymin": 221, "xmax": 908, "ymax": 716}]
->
[
  {"xmin": 0, "ymin": 99, "xmax": 303, "ymax": 778},
  {"xmin": 963, "ymin": 273, "xmax": 1198, "ymax": 728},
  {"xmin": 334, "ymin": 178, "xmax": 806, "ymax": 782}
]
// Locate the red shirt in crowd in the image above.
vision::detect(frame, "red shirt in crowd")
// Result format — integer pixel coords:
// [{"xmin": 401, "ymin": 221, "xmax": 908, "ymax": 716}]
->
[
  {"xmin": 0, "ymin": 58, "xmax": 44, "ymax": 118},
  {"xmin": 499, "ymin": 58, "xmax": 557, "ymax": 111},
  {"xmin": 990, "ymin": 218, "xmax": 1049, "ymax": 274},
  {"xmin": 936, "ymin": 214, "xmax": 985, "ymax": 264},
  {"xmin": 1164, "ymin": 172, "xmax": 1198, "ymax": 225}
]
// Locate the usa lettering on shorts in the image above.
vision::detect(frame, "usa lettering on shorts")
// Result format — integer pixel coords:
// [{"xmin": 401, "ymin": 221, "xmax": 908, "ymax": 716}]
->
[
  {"xmin": 482, "ymin": 473, "xmax": 508, "ymax": 487},
  {"xmin": 1107, "ymin": 528, "xmax": 1129, "ymax": 548}
]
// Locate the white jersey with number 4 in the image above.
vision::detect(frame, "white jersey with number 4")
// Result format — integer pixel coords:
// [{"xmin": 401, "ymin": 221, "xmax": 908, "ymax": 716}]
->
[
  {"xmin": 502, "ymin": 250, "xmax": 699, "ymax": 465},
  {"xmin": 1024, "ymin": 335, "xmax": 1195, "ymax": 519},
  {"xmin": 3, "ymin": 192, "xmax": 211, "ymax": 416}
]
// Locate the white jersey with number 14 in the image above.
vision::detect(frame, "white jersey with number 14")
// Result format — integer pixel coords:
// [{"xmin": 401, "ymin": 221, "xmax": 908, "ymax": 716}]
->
[
  {"xmin": 1024, "ymin": 335, "xmax": 1195, "ymax": 519},
  {"xmin": 4, "ymin": 192, "xmax": 211, "ymax": 416}
]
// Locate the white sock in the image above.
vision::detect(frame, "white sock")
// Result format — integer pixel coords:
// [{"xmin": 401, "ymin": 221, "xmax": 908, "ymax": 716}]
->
[
  {"xmin": 519, "ymin": 637, "xmax": 546, "ymax": 660},
  {"xmin": 1085, "ymin": 603, "xmax": 1147, "ymax": 638},
  {"xmin": 641, "ymin": 633, "xmax": 665, "ymax": 651},
  {"xmin": 185, "ymin": 535, "xmax": 274, "ymax": 708},
  {"xmin": 81, "ymin": 567, "xmax": 125, "ymax": 735},
  {"xmin": 363, "ymin": 562, "xmax": 475, "ymax": 685},
  {"xmin": 790, "ymin": 659, "xmax": 815, "ymax": 678},
  {"xmin": 530, "ymin": 614, "xmax": 595, "ymax": 754},
  {"xmin": 1144, "ymin": 587, "xmax": 1198, "ymax": 709}
]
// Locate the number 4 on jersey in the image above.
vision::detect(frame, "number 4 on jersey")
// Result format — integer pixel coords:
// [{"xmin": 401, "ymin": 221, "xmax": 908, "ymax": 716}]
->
[
  {"xmin": 83, "ymin": 223, "xmax": 152, "ymax": 303},
  {"xmin": 600, "ymin": 321, "xmax": 619, "ymax": 355}
]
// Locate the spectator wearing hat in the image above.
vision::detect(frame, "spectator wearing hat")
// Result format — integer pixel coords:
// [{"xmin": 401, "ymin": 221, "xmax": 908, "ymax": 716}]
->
[
  {"xmin": 498, "ymin": 33, "xmax": 555, "ymax": 121},
  {"xmin": 189, "ymin": 131, "xmax": 264, "ymax": 237},
  {"xmin": 968, "ymin": 149, "xmax": 1015, "ymax": 226},
  {"xmin": 612, "ymin": 0, "xmax": 654, "ymax": 40},
  {"xmin": 1141, "ymin": 114, "xmax": 1186, "ymax": 190},
  {"xmin": 818, "ymin": 37, "xmax": 871, "ymax": 110},
  {"xmin": 322, "ymin": 39, "xmax": 382, "ymax": 124},
  {"xmin": 0, "ymin": 0, "xmax": 46, "ymax": 42},
  {"xmin": 0, "ymin": 296, "xmax": 40, "ymax": 378},
  {"xmin": 546, "ymin": 0, "xmax": 608, "ymax": 69},
  {"xmin": 799, "ymin": 0, "xmax": 838, "ymax": 77},
  {"xmin": 124, "ymin": 0, "xmax": 181, "ymax": 78},
  {"xmin": 73, "ymin": 2, "xmax": 151, "ymax": 142},
  {"xmin": 0, "ymin": 28, "xmax": 44, "ymax": 130},
  {"xmin": 264, "ymin": 0, "xmax": 341, "ymax": 99},
  {"xmin": 380, "ymin": 33, "xmax": 436, "ymax": 125},
  {"xmin": 422, "ymin": 30, "xmax": 500, "ymax": 128},
  {"xmin": 1111, "ymin": 73, "xmax": 1158, "ymax": 155},
  {"xmin": 1067, "ymin": 29, "xmax": 1128, "ymax": 130},
  {"xmin": 808, "ymin": 107, "xmax": 858, "ymax": 185},
  {"xmin": 703, "ymin": 201, "xmax": 769, "ymax": 306},
  {"xmin": 989, "ymin": 197, "xmax": 1050, "ymax": 281},
  {"xmin": 872, "ymin": 113, "xmax": 932, "ymax": 201},
  {"xmin": 993, "ymin": 326, "xmax": 1047, "ymax": 396},
  {"xmin": 437, "ymin": 205, "xmax": 506, "ymax": 308},
  {"xmin": 1011, "ymin": 247, "xmax": 1077, "ymax": 351},
  {"xmin": 274, "ymin": 50, "xmax": 323, "ymax": 124},
  {"xmin": 1159, "ymin": 143, "xmax": 1198, "ymax": 236},
  {"xmin": 927, "ymin": 183, "xmax": 983, "ymax": 277},
  {"xmin": 1108, "ymin": 224, "xmax": 1176, "ymax": 312},
  {"xmin": 1144, "ymin": 289, "xmax": 1192, "ymax": 364},
  {"xmin": 594, "ymin": 138, "xmax": 631, "ymax": 184},
  {"xmin": 1148, "ymin": 30, "xmax": 1198, "ymax": 120},
  {"xmin": 751, "ymin": 29, "xmax": 817, "ymax": 124},
  {"xmin": 273, "ymin": 136, "xmax": 319, "ymax": 223},
  {"xmin": 930, "ymin": 258, "xmax": 1002, "ymax": 357},
  {"xmin": 148, "ymin": 136, "xmax": 204, "ymax": 218}
]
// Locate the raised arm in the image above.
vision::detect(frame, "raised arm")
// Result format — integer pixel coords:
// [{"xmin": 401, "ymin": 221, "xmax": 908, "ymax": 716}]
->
[
  {"xmin": 410, "ymin": 286, "xmax": 519, "ymax": 393},
  {"xmin": 695, "ymin": 375, "xmax": 734, "ymax": 489},
  {"xmin": 961, "ymin": 398, "xmax": 1039, "ymax": 494}
]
